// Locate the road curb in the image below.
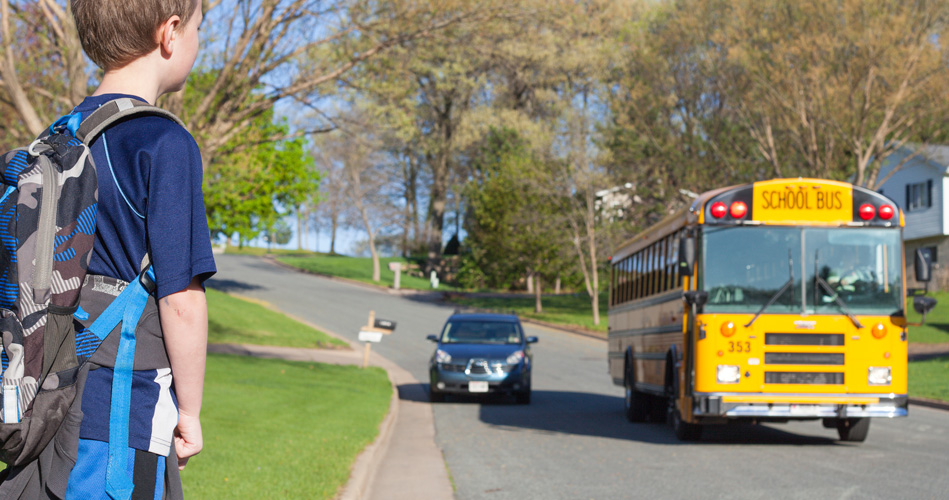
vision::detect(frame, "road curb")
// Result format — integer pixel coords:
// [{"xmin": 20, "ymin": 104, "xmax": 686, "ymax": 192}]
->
[{"xmin": 909, "ymin": 397, "xmax": 949, "ymax": 412}]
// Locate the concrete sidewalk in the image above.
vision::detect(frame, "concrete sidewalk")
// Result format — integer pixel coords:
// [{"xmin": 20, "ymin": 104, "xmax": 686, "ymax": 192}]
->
[{"xmin": 207, "ymin": 343, "xmax": 453, "ymax": 500}]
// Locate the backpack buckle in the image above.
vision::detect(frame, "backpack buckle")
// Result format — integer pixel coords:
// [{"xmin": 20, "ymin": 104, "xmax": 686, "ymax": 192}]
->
[{"xmin": 138, "ymin": 269, "xmax": 156, "ymax": 295}]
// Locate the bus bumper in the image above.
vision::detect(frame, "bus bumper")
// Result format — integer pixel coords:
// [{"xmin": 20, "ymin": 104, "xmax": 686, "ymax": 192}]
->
[{"xmin": 693, "ymin": 393, "xmax": 908, "ymax": 419}]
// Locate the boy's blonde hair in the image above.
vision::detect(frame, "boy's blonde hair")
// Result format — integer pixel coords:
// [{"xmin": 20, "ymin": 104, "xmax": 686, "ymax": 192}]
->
[{"xmin": 72, "ymin": 0, "xmax": 199, "ymax": 71}]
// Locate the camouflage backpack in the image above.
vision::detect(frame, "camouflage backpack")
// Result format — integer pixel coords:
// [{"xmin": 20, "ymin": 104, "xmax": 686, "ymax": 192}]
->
[{"xmin": 0, "ymin": 99, "xmax": 182, "ymax": 466}]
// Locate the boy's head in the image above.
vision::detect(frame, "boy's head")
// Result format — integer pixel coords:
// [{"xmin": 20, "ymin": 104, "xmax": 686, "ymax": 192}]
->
[{"xmin": 72, "ymin": 0, "xmax": 200, "ymax": 71}]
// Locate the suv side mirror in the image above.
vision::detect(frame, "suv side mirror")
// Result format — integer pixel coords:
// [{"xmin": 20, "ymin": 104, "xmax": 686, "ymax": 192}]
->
[
  {"xmin": 426, "ymin": 335, "xmax": 439, "ymax": 342},
  {"xmin": 526, "ymin": 336, "xmax": 538, "ymax": 344},
  {"xmin": 678, "ymin": 237, "xmax": 695, "ymax": 277},
  {"xmin": 915, "ymin": 249, "xmax": 932, "ymax": 282}
]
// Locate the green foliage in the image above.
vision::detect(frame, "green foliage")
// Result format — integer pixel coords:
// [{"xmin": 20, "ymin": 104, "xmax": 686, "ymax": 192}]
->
[
  {"xmin": 909, "ymin": 356, "xmax": 949, "ymax": 402},
  {"xmin": 461, "ymin": 128, "xmax": 566, "ymax": 289},
  {"xmin": 206, "ymin": 288, "xmax": 347, "ymax": 349},
  {"xmin": 186, "ymin": 71, "xmax": 321, "ymax": 245},
  {"xmin": 182, "ymin": 354, "xmax": 391, "ymax": 498},
  {"xmin": 448, "ymin": 291, "xmax": 610, "ymax": 333},
  {"xmin": 277, "ymin": 254, "xmax": 460, "ymax": 291},
  {"xmin": 906, "ymin": 291, "xmax": 949, "ymax": 344}
]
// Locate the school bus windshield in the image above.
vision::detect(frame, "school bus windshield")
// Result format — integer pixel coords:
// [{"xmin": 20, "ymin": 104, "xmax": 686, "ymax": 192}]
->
[{"xmin": 701, "ymin": 226, "xmax": 903, "ymax": 316}]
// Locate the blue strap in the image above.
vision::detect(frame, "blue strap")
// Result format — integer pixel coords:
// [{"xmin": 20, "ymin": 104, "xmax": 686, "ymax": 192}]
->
[{"xmin": 87, "ymin": 268, "xmax": 155, "ymax": 500}]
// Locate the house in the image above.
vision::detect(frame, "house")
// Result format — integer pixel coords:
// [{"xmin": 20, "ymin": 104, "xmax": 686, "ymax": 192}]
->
[{"xmin": 876, "ymin": 145, "xmax": 949, "ymax": 290}]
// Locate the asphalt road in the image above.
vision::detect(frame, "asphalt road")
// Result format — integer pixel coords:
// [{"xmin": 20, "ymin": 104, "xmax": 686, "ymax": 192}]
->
[{"xmin": 210, "ymin": 254, "xmax": 949, "ymax": 500}]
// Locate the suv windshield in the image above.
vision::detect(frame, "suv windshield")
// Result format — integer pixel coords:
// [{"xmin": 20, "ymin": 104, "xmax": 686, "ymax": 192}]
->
[
  {"xmin": 441, "ymin": 320, "xmax": 523, "ymax": 344},
  {"xmin": 701, "ymin": 226, "xmax": 902, "ymax": 316}
]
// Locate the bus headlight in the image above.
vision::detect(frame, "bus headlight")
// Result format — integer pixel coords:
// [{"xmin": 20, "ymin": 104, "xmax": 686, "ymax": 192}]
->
[
  {"xmin": 868, "ymin": 367, "xmax": 891, "ymax": 386},
  {"xmin": 717, "ymin": 365, "xmax": 741, "ymax": 384}
]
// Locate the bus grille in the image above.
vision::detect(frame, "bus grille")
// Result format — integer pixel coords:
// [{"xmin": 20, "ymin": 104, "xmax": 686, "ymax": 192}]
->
[
  {"xmin": 765, "ymin": 372, "xmax": 844, "ymax": 385},
  {"xmin": 764, "ymin": 353, "xmax": 845, "ymax": 365},
  {"xmin": 765, "ymin": 333, "xmax": 845, "ymax": 346}
]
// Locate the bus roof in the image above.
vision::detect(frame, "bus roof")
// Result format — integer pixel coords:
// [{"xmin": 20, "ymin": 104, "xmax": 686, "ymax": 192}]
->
[{"xmin": 611, "ymin": 178, "xmax": 903, "ymax": 263}]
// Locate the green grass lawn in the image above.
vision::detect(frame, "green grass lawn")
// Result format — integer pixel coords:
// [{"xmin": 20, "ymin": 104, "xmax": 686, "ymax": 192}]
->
[
  {"xmin": 224, "ymin": 245, "xmax": 321, "ymax": 257},
  {"xmin": 277, "ymin": 254, "xmax": 459, "ymax": 291},
  {"xmin": 182, "ymin": 354, "xmax": 391, "ymax": 499},
  {"xmin": 905, "ymin": 291, "xmax": 949, "ymax": 344},
  {"xmin": 909, "ymin": 356, "xmax": 949, "ymax": 402},
  {"xmin": 207, "ymin": 288, "xmax": 348, "ymax": 349},
  {"xmin": 448, "ymin": 292, "xmax": 609, "ymax": 333}
]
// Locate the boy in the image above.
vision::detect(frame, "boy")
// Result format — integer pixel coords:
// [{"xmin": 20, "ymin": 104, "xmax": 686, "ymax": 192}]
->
[{"xmin": 61, "ymin": 1, "xmax": 213, "ymax": 498}]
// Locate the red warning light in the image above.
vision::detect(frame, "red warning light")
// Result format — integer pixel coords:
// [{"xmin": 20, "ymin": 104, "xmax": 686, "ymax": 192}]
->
[
  {"xmin": 730, "ymin": 201, "xmax": 748, "ymax": 219},
  {"xmin": 858, "ymin": 204, "xmax": 876, "ymax": 220},
  {"xmin": 878, "ymin": 205, "xmax": 895, "ymax": 220},
  {"xmin": 710, "ymin": 202, "xmax": 727, "ymax": 219}
]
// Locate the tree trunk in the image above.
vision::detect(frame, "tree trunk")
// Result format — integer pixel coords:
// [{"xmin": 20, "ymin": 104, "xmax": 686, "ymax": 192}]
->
[
  {"xmin": 555, "ymin": 274, "xmax": 561, "ymax": 294},
  {"xmin": 426, "ymin": 152, "xmax": 450, "ymax": 259},
  {"xmin": 369, "ymin": 233, "xmax": 381, "ymax": 282},
  {"xmin": 329, "ymin": 218, "xmax": 338, "ymax": 255},
  {"xmin": 534, "ymin": 274, "xmax": 542, "ymax": 313},
  {"xmin": 526, "ymin": 272, "xmax": 534, "ymax": 293},
  {"xmin": 297, "ymin": 205, "xmax": 304, "ymax": 251}
]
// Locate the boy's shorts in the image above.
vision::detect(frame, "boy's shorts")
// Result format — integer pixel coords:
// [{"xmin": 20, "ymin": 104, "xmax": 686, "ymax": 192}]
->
[{"xmin": 65, "ymin": 439, "xmax": 168, "ymax": 500}]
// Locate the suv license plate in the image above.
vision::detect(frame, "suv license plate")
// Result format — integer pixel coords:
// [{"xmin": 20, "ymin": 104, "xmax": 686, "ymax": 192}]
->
[{"xmin": 469, "ymin": 381, "xmax": 489, "ymax": 393}]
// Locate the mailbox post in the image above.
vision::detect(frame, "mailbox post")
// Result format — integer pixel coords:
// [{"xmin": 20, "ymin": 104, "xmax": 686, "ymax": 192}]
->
[
  {"xmin": 388, "ymin": 262, "xmax": 402, "ymax": 290},
  {"xmin": 358, "ymin": 310, "xmax": 396, "ymax": 368}
]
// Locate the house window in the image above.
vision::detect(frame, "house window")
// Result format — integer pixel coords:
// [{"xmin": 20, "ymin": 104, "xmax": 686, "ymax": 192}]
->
[{"xmin": 906, "ymin": 180, "xmax": 933, "ymax": 212}]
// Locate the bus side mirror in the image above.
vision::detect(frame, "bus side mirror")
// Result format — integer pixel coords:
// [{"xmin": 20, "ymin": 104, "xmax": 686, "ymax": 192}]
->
[
  {"xmin": 914, "ymin": 249, "xmax": 932, "ymax": 282},
  {"xmin": 913, "ymin": 296, "xmax": 937, "ymax": 324},
  {"xmin": 678, "ymin": 237, "xmax": 695, "ymax": 276}
]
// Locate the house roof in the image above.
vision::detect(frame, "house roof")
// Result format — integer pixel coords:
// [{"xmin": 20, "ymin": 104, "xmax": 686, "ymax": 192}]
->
[{"xmin": 909, "ymin": 144, "xmax": 949, "ymax": 173}]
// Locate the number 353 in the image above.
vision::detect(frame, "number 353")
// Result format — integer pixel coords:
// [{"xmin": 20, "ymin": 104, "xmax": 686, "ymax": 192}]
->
[{"xmin": 728, "ymin": 341, "xmax": 751, "ymax": 353}]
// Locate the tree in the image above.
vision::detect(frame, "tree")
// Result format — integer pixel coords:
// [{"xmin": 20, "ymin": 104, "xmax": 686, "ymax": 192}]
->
[
  {"xmin": 463, "ymin": 128, "xmax": 564, "ymax": 310},
  {"xmin": 716, "ymin": 0, "xmax": 949, "ymax": 187},
  {"xmin": 202, "ymin": 102, "xmax": 319, "ymax": 246},
  {"xmin": 314, "ymin": 114, "xmax": 398, "ymax": 281}
]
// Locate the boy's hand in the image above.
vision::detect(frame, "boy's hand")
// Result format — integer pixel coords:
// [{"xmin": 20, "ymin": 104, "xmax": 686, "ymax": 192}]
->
[{"xmin": 174, "ymin": 411, "xmax": 203, "ymax": 470}]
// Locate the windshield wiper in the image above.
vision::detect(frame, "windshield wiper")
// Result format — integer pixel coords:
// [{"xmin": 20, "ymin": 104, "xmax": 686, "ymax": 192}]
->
[
  {"xmin": 745, "ymin": 249, "xmax": 795, "ymax": 328},
  {"xmin": 814, "ymin": 251, "xmax": 864, "ymax": 329}
]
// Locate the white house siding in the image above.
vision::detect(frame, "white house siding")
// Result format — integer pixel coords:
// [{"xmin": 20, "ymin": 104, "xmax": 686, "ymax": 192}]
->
[{"xmin": 877, "ymin": 146, "xmax": 949, "ymax": 291}]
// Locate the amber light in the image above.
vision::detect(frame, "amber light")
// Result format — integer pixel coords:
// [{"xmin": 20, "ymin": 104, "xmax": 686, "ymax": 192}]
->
[
  {"xmin": 878, "ymin": 205, "xmax": 895, "ymax": 220},
  {"xmin": 721, "ymin": 321, "xmax": 737, "ymax": 337},
  {"xmin": 710, "ymin": 202, "xmax": 727, "ymax": 218},
  {"xmin": 730, "ymin": 201, "xmax": 748, "ymax": 219},
  {"xmin": 871, "ymin": 323, "xmax": 887, "ymax": 339},
  {"xmin": 858, "ymin": 204, "xmax": 876, "ymax": 220}
]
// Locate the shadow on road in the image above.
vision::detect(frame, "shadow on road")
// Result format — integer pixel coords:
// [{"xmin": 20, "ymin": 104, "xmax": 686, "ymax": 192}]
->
[
  {"xmin": 409, "ymin": 384, "xmax": 843, "ymax": 446},
  {"xmin": 205, "ymin": 278, "xmax": 265, "ymax": 293}
]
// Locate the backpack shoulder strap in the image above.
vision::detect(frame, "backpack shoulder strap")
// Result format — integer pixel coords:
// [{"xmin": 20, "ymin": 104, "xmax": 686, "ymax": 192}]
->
[{"xmin": 75, "ymin": 97, "xmax": 185, "ymax": 146}]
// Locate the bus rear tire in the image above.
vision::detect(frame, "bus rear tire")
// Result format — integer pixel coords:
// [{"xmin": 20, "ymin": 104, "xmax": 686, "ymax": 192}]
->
[
  {"xmin": 836, "ymin": 418, "xmax": 870, "ymax": 442},
  {"xmin": 624, "ymin": 366, "xmax": 649, "ymax": 422}
]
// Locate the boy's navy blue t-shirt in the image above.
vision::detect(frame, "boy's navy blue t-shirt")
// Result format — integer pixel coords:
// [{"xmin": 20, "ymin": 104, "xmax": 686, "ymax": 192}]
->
[{"xmin": 74, "ymin": 94, "xmax": 216, "ymax": 298}]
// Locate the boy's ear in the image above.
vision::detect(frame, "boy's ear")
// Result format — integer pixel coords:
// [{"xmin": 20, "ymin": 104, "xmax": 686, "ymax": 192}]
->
[{"xmin": 158, "ymin": 15, "xmax": 183, "ymax": 56}]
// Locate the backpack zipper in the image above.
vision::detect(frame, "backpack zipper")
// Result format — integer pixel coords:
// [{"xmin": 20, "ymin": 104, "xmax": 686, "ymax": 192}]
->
[{"xmin": 32, "ymin": 156, "xmax": 59, "ymax": 304}]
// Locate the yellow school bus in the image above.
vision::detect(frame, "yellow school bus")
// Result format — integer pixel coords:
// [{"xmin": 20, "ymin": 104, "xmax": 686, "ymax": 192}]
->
[{"xmin": 608, "ymin": 178, "xmax": 936, "ymax": 442}]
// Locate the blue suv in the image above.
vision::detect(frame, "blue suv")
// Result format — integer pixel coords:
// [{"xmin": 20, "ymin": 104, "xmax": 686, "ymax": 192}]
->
[{"xmin": 427, "ymin": 313, "xmax": 537, "ymax": 404}]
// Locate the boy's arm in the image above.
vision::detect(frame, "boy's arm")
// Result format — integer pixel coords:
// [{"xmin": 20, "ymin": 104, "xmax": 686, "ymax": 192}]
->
[{"xmin": 159, "ymin": 277, "xmax": 208, "ymax": 470}]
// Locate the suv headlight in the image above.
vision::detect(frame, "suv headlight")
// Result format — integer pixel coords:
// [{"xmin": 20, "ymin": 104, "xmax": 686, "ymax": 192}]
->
[
  {"xmin": 506, "ymin": 350, "xmax": 525, "ymax": 365},
  {"xmin": 717, "ymin": 365, "xmax": 741, "ymax": 384},
  {"xmin": 435, "ymin": 349, "xmax": 451, "ymax": 363},
  {"xmin": 868, "ymin": 367, "xmax": 891, "ymax": 385}
]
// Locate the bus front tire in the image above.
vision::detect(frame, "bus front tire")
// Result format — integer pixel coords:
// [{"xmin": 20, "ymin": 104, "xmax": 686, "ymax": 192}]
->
[
  {"xmin": 670, "ymin": 403, "xmax": 703, "ymax": 441},
  {"xmin": 836, "ymin": 418, "xmax": 870, "ymax": 442}
]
